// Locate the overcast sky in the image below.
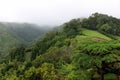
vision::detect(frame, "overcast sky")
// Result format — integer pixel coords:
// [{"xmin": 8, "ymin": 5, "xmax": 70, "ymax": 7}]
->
[{"xmin": 0, "ymin": 0, "xmax": 120, "ymax": 26}]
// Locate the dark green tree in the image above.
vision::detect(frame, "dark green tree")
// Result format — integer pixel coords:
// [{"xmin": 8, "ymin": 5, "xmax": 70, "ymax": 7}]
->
[
  {"xmin": 9, "ymin": 45, "xmax": 25, "ymax": 62},
  {"xmin": 73, "ymin": 40, "xmax": 120, "ymax": 80}
]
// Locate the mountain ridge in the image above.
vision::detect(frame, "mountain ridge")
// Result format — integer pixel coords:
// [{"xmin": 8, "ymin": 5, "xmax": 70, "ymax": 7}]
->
[
  {"xmin": 0, "ymin": 13, "xmax": 120, "ymax": 80},
  {"xmin": 0, "ymin": 22, "xmax": 51, "ymax": 59}
]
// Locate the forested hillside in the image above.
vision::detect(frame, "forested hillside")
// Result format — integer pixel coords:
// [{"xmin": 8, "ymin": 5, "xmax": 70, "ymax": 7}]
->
[
  {"xmin": 81, "ymin": 13, "xmax": 120, "ymax": 35},
  {"xmin": 0, "ymin": 22, "xmax": 50, "ymax": 60},
  {"xmin": 0, "ymin": 13, "xmax": 120, "ymax": 80}
]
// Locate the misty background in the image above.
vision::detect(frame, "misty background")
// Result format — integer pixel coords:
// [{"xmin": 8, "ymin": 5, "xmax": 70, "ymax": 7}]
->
[{"xmin": 0, "ymin": 0, "xmax": 120, "ymax": 26}]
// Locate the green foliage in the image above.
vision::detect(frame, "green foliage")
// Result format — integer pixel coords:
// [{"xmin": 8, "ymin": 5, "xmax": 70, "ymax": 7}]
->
[
  {"xmin": 73, "ymin": 40, "xmax": 120, "ymax": 79},
  {"xmin": 31, "ymin": 30, "xmax": 72, "ymax": 60},
  {"xmin": 40, "ymin": 63, "xmax": 58, "ymax": 80},
  {"xmin": 31, "ymin": 31, "xmax": 60, "ymax": 60},
  {"xmin": 98, "ymin": 24, "xmax": 111, "ymax": 32},
  {"xmin": 104, "ymin": 73, "xmax": 116, "ymax": 80},
  {"xmin": 1, "ymin": 13, "xmax": 120, "ymax": 80},
  {"xmin": 62, "ymin": 19, "xmax": 81, "ymax": 38},
  {"xmin": 25, "ymin": 63, "xmax": 58, "ymax": 80},
  {"xmin": 81, "ymin": 13, "xmax": 120, "ymax": 35},
  {"xmin": 0, "ymin": 22, "xmax": 50, "ymax": 60},
  {"xmin": 9, "ymin": 45, "xmax": 25, "ymax": 62},
  {"xmin": 66, "ymin": 70, "xmax": 91, "ymax": 80},
  {"xmin": 25, "ymin": 66, "xmax": 40, "ymax": 80}
]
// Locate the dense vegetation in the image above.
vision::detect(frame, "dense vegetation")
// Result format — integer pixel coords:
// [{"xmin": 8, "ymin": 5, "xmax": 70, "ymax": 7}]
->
[
  {"xmin": 81, "ymin": 13, "xmax": 120, "ymax": 35},
  {"xmin": 0, "ymin": 13, "xmax": 120, "ymax": 80},
  {"xmin": 0, "ymin": 22, "xmax": 50, "ymax": 60}
]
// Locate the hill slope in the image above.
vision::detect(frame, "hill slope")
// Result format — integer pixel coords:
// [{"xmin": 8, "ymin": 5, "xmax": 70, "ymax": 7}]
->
[
  {"xmin": 0, "ymin": 13, "xmax": 120, "ymax": 80},
  {"xmin": 76, "ymin": 28, "xmax": 111, "ymax": 41},
  {"xmin": 0, "ymin": 22, "xmax": 50, "ymax": 58}
]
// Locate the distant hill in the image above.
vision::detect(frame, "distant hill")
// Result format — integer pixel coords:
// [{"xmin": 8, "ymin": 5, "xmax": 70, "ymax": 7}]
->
[
  {"xmin": 0, "ymin": 22, "xmax": 51, "ymax": 58},
  {"xmin": 0, "ymin": 13, "xmax": 120, "ymax": 80}
]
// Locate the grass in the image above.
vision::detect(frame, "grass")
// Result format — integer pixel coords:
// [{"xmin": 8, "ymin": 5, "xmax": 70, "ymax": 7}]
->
[
  {"xmin": 104, "ymin": 73, "xmax": 116, "ymax": 80},
  {"xmin": 76, "ymin": 28, "xmax": 112, "ymax": 41}
]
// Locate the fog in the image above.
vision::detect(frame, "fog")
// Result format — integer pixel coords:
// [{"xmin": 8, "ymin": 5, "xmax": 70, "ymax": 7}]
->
[{"xmin": 0, "ymin": 0, "xmax": 120, "ymax": 26}]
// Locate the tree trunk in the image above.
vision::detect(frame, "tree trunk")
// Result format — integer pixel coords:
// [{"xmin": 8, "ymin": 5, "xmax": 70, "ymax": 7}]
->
[
  {"xmin": 116, "ymin": 74, "xmax": 119, "ymax": 80},
  {"xmin": 99, "ymin": 70, "xmax": 104, "ymax": 80},
  {"xmin": 99, "ymin": 61, "xmax": 105, "ymax": 80}
]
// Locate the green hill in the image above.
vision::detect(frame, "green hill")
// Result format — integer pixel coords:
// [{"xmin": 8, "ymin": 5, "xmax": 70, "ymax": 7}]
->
[
  {"xmin": 0, "ymin": 22, "xmax": 50, "ymax": 59},
  {"xmin": 0, "ymin": 13, "xmax": 120, "ymax": 80}
]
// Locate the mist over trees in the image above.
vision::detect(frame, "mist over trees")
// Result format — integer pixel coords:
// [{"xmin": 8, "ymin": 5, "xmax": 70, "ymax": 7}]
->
[
  {"xmin": 0, "ymin": 13, "xmax": 120, "ymax": 80},
  {"xmin": 0, "ymin": 22, "xmax": 51, "ymax": 60}
]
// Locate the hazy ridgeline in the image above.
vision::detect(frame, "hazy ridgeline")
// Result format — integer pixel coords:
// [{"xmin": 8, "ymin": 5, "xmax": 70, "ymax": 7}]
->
[
  {"xmin": 0, "ymin": 22, "xmax": 52, "ymax": 59},
  {"xmin": 0, "ymin": 13, "xmax": 120, "ymax": 80}
]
